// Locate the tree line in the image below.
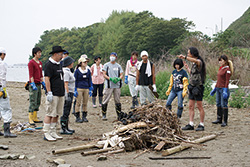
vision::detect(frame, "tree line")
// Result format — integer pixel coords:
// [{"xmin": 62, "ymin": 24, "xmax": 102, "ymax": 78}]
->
[{"xmin": 35, "ymin": 10, "xmax": 194, "ymax": 65}]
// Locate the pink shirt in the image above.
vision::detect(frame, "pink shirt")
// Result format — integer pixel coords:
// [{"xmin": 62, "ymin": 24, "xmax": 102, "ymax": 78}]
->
[{"xmin": 90, "ymin": 64, "xmax": 104, "ymax": 84}]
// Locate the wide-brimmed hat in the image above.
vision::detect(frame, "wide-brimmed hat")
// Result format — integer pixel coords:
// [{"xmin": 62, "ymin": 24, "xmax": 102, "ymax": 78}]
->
[
  {"xmin": 49, "ymin": 46, "xmax": 66, "ymax": 54},
  {"xmin": 63, "ymin": 56, "xmax": 75, "ymax": 67},
  {"xmin": 78, "ymin": 57, "xmax": 87, "ymax": 64}
]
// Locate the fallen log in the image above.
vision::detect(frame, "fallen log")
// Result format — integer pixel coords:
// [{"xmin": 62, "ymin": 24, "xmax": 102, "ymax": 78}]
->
[
  {"xmin": 149, "ymin": 156, "xmax": 211, "ymax": 160},
  {"xmin": 104, "ymin": 122, "xmax": 148, "ymax": 137},
  {"xmin": 52, "ymin": 143, "xmax": 102, "ymax": 155},
  {"xmin": 81, "ymin": 148, "xmax": 113, "ymax": 156},
  {"xmin": 162, "ymin": 134, "xmax": 216, "ymax": 156}
]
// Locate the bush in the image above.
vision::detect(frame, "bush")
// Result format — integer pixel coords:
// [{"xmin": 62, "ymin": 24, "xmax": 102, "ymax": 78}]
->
[
  {"xmin": 155, "ymin": 71, "xmax": 171, "ymax": 100},
  {"xmin": 229, "ymin": 87, "xmax": 248, "ymax": 108}
]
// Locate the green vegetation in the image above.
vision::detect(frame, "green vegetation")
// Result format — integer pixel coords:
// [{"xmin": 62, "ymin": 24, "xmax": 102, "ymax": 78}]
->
[
  {"xmin": 229, "ymin": 87, "xmax": 248, "ymax": 108},
  {"xmin": 35, "ymin": 10, "xmax": 193, "ymax": 65}
]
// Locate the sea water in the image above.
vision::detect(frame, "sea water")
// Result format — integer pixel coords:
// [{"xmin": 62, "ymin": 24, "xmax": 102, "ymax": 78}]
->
[{"xmin": 7, "ymin": 66, "xmax": 29, "ymax": 82}]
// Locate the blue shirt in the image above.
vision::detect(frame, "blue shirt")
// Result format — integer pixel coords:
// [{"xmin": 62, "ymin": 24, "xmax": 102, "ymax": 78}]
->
[
  {"xmin": 172, "ymin": 69, "xmax": 188, "ymax": 92},
  {"xmin": 74, "ymin": 68, "xmax": 92, "ymax": 89}
]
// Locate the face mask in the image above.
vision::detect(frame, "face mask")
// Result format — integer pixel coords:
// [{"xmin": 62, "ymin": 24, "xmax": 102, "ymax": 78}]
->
[{"xmin": 110, "ymin": 56, "xmax": 116, "ymax": 62}]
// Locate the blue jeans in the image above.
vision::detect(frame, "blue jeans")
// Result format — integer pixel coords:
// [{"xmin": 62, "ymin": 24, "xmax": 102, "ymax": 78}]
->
[
  {"xmin": 216, "ymin": 88, "xmax": 230, "ymax": 108},
  {"xmin": 166, "ymin": 90, "xmax": 183, "ymax": 117}
]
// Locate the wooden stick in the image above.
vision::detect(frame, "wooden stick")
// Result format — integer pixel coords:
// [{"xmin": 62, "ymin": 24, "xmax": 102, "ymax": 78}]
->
[
  {"xmin": 104, "ymin": 122, "xmax": 148, "ymax": 137},
  {"xmin": 52, "ymin": 143, "xmax": 97, "ymax": 155},
  {"xmin": 162, "ymin": 134, "xmax": 216, "ymax": 156},
  {"xmin": 149, "ymin": 156, "xmax": 211, "ymax": 160},
  {"xmin": 133, "ymin": 149, "xmax": 149, "ymax": 159},
  {"xmin": 154, "ymin": 141, "xmax": 166, "ymax": 151},
  {"xmin": 81, "ymin": 148, "xmax": 113, "ymax": 156},
  {"xmin": 103, "ymin": 149, "xmax": 125, "ymax": 155}
]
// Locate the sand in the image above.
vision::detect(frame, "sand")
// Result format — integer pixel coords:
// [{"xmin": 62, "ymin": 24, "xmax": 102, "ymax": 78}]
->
[{"xmin": 0, "ymin": 82, "xmax": 249, "ymax": 167}]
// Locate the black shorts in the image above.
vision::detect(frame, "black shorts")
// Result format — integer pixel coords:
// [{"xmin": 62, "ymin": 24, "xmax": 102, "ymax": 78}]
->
[{"xmin": 188, "ymin": 85, "xmax": 204, "ymax": 101}]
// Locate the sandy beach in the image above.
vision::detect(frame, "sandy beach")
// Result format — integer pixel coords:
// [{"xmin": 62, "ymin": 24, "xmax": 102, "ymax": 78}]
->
[{"xmin": 0, "ymin": 82, "xmax": 249, "ymax": 167}]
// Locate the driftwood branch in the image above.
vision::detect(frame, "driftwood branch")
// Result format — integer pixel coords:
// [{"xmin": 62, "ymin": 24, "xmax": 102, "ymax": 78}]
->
[
  {"xmin": 162, "ymin": 134, "xmax": 217, "ymax": 156},
  {"xmin": 52, "ymin": 143, "xmax": 101, "ymax": 155},
  {"xmin": 81, "ymin": 148, "xmax": 113, "ymax": 156},
  {"xmin": 104, "ymin": 122, "xmax": 148, "ymax": 137}
]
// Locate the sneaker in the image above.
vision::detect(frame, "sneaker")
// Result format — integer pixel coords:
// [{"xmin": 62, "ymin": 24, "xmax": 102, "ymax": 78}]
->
[
  {"xmin": 195, "ymin": 124, "xmax": 205, "ymax": 131},
  {"xmin": 93, "ymin": 105, "xmax": 97, "ymax": 108},
  {"xmin": 99, "ymin": 104, "xmax": 102, "ymax": 107},
  {"xmin": 182, "ymin": 124, "xmax": 194, "ymax": 130}
]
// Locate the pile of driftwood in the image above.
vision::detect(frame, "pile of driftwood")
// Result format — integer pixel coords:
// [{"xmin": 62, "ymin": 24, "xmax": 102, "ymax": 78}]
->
[{"xmin": 52, "ymin": 102, "xmax": 216, "ymax": 157}]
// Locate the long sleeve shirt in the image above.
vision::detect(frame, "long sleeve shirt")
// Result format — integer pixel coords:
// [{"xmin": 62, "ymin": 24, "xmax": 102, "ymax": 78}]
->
[
  {"xmin": 28, "ymin": 59, "xmax": 43, "ymax": 83},
  {"xmin": 215, "ymin": 66, "xmax": 231, "ymax": 88},
  {"xmin": 0, "ymin": 58, "xmax": 7, "ymax": 87},
  {"xmin": 74, "ymin": 68, "xmax": 92, "ymax": 89}
]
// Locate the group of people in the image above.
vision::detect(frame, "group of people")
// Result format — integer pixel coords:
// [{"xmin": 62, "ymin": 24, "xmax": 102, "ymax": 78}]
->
[{"xmin": 0, "ymin": 45, "xmax": 233, "ymax": 140}]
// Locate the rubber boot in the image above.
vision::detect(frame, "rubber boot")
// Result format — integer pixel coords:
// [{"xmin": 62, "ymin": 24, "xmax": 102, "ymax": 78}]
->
[
  {"xmin": 130, "ymin": 96, "xmax": 136, "ymax": 109},
  {"xmin": 102, "ymin": 104, "xmax": 108, "ymax": 121},
  {"xmin": 212, "ymin": 107, "xmax": 222, "ymax": 124},
  {"xmin": 177, "ymin": 106, "xmax": 183, "ymax": 118},
  {"xmin": 75, "ymin": 112, "xmax": 83, "ymax": 123},
  {"xmin": 3, "ymin": 123, "xmax": 17, "ymax": 138},
  {"xmin": 28, "ymin": 112, "xmax": 35, "ymax": 125},
  {"xmin": 33, "ymin": 111, "xmax": 43, "ymax": 123},
  {"xmin": 66, "ymin": 120, "xmax": 75, "ymax": 133},
  {"xmin": 221, "ymin": 108, "xmax": 228, "ymax": 127},
  {"xmin": 115, "ymin": 103, "xmax": 122, "ymax": 121},
  {"xmin": 92, "ymin": 97, "xmax": 97, "ymax": 108},
  {"xmin": 43, "ymin": 124, "xmax": 56, "ymax": 141},
  {"xmin": 82, "ymin": 111, "xmax": 89, "ymax": 122},
  {"xmin": 134, "ymin": 96, "xmax": 139, "ymax": 107},
  {"xmin": 50, "ymin": 123, "xmax": 63, "ymax": 140},
  {"xmin": 72, "ymin": 99, "xmax": 76, "ymax": 115},
  {"xmin": 99, "ymin": 96, "xmax": 103, "ymax": 107},
  {"xmin": 60, "ymin": 119, "xmax": 73, "ymax": 135}
]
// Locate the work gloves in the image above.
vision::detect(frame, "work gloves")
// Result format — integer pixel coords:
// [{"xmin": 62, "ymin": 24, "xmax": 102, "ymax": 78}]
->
[
  {"xmin": 46, "ymin": 91, "xmax": 53, "ymax": 103},
  {"xmin": 210, "ymin": 88, "xmax": 217, "ymax": 96},
  {"xmin": 124, "ymin": 76, "xmax": 128, "ymax": 84},
  {"xmin": 30, "ymin": 82, "xmax": 37, "ymax": 91},
  {"xmin": 135, "ymin": 85, "xmax": 140, "ymax": 92},
  {"xmin": 110, "ymin": 77, "xmax": 121, "ymax": 84},
  {"xmin": 223, "ymin": 88, "xmax": 229, "ymax": 99},
  {"xmin": 0, "ymin": 87, "xmax": 7, "ymax": 99},
  {"xmin": 89, "ymin": 87, "xmax": 93, "ymax": 97},
  {"xmin": 41, "ymin": 81, "xmax": 46, "ymax": 91},
  {"xmin": 152, "ymin": 84, "xmax": 157, "ymax": 92},
  {"xmin": 74, "ymin": 88, "xmax": 78, "ymax": 97},
  {"xmin": 65, "ymin": 92, "xmax": 72, "ymax": 103}
]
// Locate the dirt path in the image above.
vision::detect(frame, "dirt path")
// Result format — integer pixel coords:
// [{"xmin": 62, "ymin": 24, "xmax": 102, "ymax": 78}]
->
[{"xmin": 0, "ymin": 82, "xmax": 249, "ymax": 167}]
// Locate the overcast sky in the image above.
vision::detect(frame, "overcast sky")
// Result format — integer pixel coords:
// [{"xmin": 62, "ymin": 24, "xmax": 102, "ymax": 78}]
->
[{"xmin": 0, "ymin": 0, "xmax": 250, "ymax": 65}]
